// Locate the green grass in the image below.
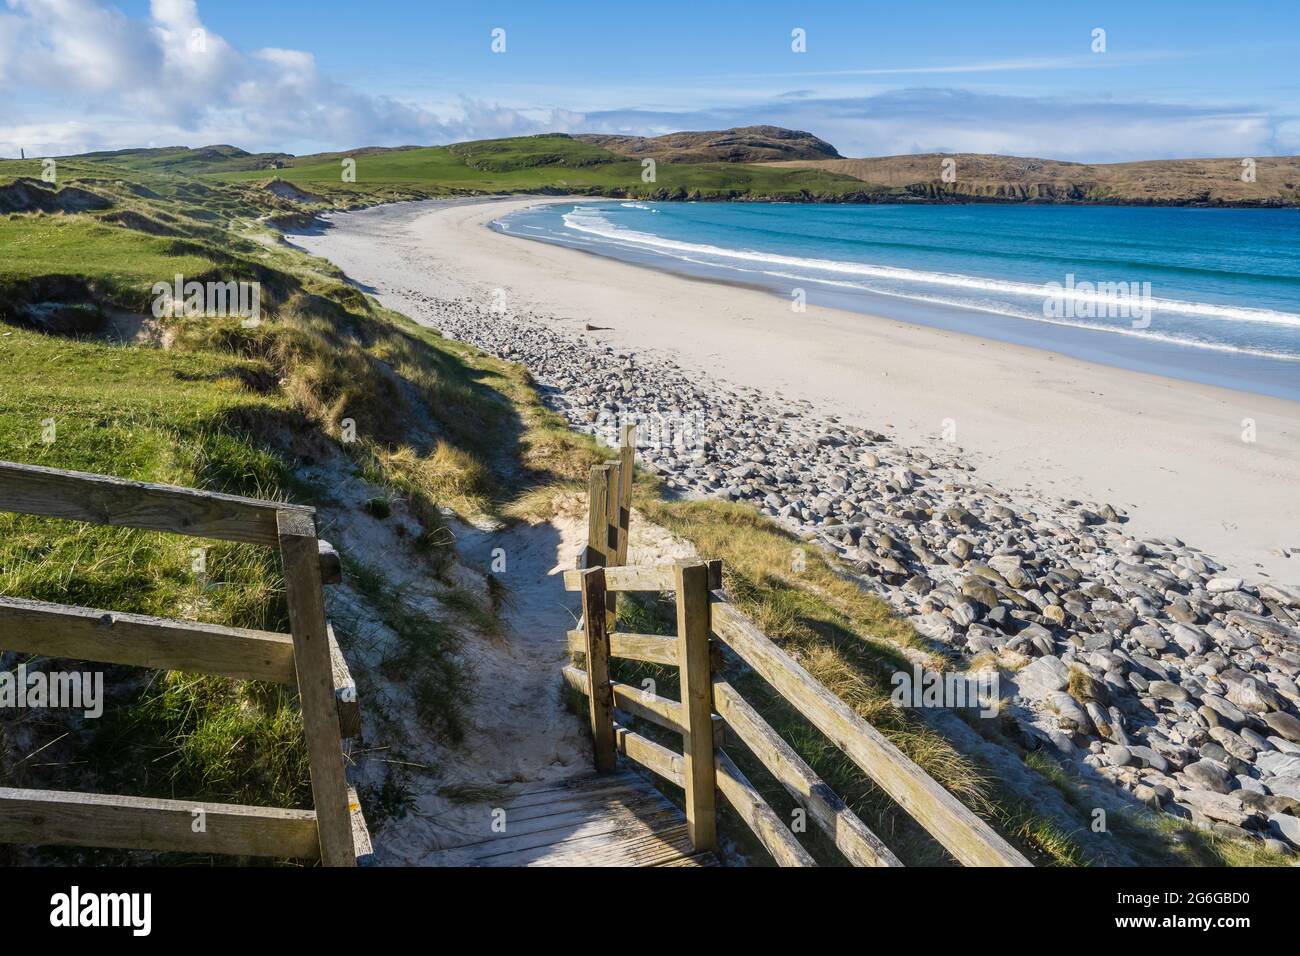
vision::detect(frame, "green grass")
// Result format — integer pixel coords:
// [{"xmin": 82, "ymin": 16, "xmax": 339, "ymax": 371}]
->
[
  {"xmin": 363, "ymin": 496, "xmax": 392, "ymax": 519},
  {"xmin": 0, "ymin": 323, "xmax": 311, "ymax": 860},
  {"xmin": 213, "ymin": 134, "xmax": 895, "ymax": 203},
  {"xmin": 0, "ymin": 216, "xmax": 216, "ymax": 310}
]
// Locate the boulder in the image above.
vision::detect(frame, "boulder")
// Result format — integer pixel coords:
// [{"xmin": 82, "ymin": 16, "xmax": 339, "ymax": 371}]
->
[
  {"xmin": 1182, "ymin": 758, "xmax": 1233, "ymax": 794},
  {"xmin": 1263, "ymin": 711, "xmax": 1300, "ymax": 743},
  {"xmin": 1179, "ymin": 790, "xmax": 1255, "ymax": 826},
  {"xmin": 1014, "ymin": 655, "xmax": 1070, "ymax": 701}
]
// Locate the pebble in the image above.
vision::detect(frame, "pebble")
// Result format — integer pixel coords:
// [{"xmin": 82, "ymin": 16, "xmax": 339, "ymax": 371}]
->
[
  {"xmin": 1183, "ymin": 759, "xmax": 1233, "ymax": 794},
  {"xmin": 1104, "ymin": 744, "xmax": 1133, "ymax": 767},
  {"xmin": 1264, "ymin": 711, "xmax": 1300, "ymax": 743},
  {"xmin": 1268, "ymin": 813, "xmax": 1300, "ymax": 848},
  {"xmin": 1149, "ymin": 680, "xmax": 1190, "ymax": 703}
]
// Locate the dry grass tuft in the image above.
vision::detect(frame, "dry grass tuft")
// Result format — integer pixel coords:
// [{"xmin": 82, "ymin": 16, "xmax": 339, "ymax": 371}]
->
[{"xmin": 379, "ymin": 442, "xmax": 492, "ymax": 519}]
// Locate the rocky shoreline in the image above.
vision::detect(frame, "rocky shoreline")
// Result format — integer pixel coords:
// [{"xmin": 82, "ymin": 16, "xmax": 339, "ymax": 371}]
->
[{"xmin": 403, "ymin": 288, "xmax": 1300, "ymax": 854}]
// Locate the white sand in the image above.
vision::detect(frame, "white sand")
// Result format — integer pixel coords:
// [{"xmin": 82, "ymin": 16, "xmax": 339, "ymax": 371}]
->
[{"xmin": 289, "ymin": 197, "xmax": 1299, "ymax": 583}]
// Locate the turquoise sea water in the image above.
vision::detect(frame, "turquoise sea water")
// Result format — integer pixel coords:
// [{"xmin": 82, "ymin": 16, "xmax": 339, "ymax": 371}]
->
[{"xmin": 494, "ymin": 201, "xmax": 1300, "ymax": 400}]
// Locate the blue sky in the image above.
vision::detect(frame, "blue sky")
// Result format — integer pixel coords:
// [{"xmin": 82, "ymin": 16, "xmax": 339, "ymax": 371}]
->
[{"xmin": 2, "ymin": 0, "xmax": 1298, "ymax": 160}]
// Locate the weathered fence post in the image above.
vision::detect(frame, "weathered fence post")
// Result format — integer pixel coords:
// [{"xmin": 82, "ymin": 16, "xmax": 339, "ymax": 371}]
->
[
  {"xmin": 276, "ymin": 510, "xmax": 355, "ymax": 867},
  {"xmin": 675, "ymin": 560, "xmax": 717, "ymax": 850},
  {"xmin": 584, "ymin": 464, "xmax": 612, "ymax": 570},
  {"xmin": 579, "ymin": 566, "xmax": 617, "ymax": 772},
  {"xmin": 587, "ymin": 432, "xmax": 635, "ymax": 631},
  {"xmin": 615, "ymin": 424, "xmax": 635, "ymax": 567},
  {"xmin": 602, "ymin": 461, "xmax": 622, "ymax": 631}
]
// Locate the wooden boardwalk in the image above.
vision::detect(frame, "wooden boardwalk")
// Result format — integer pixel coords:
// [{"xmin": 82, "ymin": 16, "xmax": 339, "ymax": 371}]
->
[{"xmin": 425, "ymin": 772, "xmax": 718, "ymax": 867}]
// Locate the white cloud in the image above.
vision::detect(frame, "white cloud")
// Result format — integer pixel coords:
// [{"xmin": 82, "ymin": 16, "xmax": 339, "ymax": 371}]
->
[
  {"xmin": 0, "ymin": 0, "xmax": 504, "ymax": 155},
  {"xmin": 809, "ymin": 90, "xmax": 1281, "ymax": 162},
  {"xmin": 3, "ymin": 0, "xmax": 153, "ymax": 94},
  {"xmin": 1272, "ymin": 120, "xmax": 1300, "ymax": 155}
]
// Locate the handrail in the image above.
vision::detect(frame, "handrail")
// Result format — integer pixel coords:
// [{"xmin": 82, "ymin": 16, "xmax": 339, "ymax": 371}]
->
[
  {"xmin": 0, "ymin": 788, "xmax": 321, "ymax": 859},
  {"xmin": 566, "ymin": 569, "xmax": 1030, "ymax": 867},
  {"xmin": 562, "ymin": 665, "xmax": 686, "ymax": 735},
  {"xmin": 0, "ymin": 459, "xmax": 311, "ymax": 546},
  {"xmin": 713, "ymin": 749, "xmax": 816, "ymax": 867},
  {"xmin": 0, "ymin": 595, "xmax": 297, "ymax": 684},
  {"xmin": 709, "ymin": 599, "xmax": 1030, "ymax": 867},
  {"xmin": 712, "ymin": 678, "xmax": 902, "ymax": 867},
  {"xmin": 565, "ymin": 628, "xmax": 679, "ymax": 666},
  {"xmin": 0, "ymin": 458, "xmax": 366, "ymax": 866},
  {"xmin": 563, "ymin": 564, "xmax": 675, "ymax": 593},
  {"xmin": 563, "ymin": 424, "xmax": 1030, "ymax": 867}
]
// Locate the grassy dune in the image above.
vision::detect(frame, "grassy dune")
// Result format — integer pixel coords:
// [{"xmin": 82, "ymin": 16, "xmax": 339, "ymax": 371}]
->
[
  {"xmin": 1, "ymin": 216, "xmax": 215, "ymax": 304},
  {"xmin": 0, "ymin": 163, "xmax": 512, "ymax": 861}
]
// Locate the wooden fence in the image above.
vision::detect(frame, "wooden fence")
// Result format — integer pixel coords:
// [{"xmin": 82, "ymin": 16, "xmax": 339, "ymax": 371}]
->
[
  {"xmin": 0, "ymin": 460, "xmax": 369, "ymax": 866},
  {"xmin": 561, "ymin": 432, "xmax": 1030, "ymax": 867}
]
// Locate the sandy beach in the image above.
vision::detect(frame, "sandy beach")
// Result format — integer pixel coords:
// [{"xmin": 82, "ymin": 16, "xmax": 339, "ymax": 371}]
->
[{"xmin": 290, "ymin": 196, "xmax": 1299, "ymax": 582}]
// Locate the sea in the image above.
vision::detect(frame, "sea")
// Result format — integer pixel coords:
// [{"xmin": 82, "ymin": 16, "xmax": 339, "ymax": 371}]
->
[{"xmin": 493, "ymin": 201, "xmax": 1300, "ymax": 401}]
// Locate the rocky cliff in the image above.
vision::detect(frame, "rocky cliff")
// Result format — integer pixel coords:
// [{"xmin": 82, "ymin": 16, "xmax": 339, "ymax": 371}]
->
[{"xmin": 770, "ymin": 153, "xmax": 1300, "ymax": 206}]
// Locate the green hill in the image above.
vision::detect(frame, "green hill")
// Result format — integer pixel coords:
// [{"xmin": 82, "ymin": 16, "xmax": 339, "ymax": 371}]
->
[
  {"xmin": 40, "ymin": 129, "xmax": 1300, "ymax": 207},
  {"xmin": 29, "ymin": 134, "xmax": 886, "ymax": 205},
  {"xmin": 67, "ymin": 144, "xmax": 295, "ymax": 175},
  {"xmin": 211, "ymin": 134, "xmax": 891, "ymax": 203}
]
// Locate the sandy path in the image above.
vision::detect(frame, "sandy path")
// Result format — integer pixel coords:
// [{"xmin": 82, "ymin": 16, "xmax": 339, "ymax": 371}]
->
[
  {"xmin": 299, "ymin": 430, "xmax": 598, "ymax": 863},
  {"xmin": 290, "ymin": 198, "xmax": 1299, "ymax": 583},
  {"xmin": 348, "ymin": 509, "xmax": 593, "ymax": 866},
  {"xmin": 449, "ymin": 516, "xmax": 591, "ymax": 788},
  {"xmin": 330, "ymin": 479, "xmax": 697, "ymax": 864}
]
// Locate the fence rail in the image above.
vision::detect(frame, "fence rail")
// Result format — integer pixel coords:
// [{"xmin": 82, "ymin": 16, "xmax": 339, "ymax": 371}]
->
[
  {"xmin": 561, "ymin": 433, "xmax": 1030, "ymax": 868},
  {"xmin": 0, "ymin": 595, "xmax": 298, "ymax": 683},
  {"xmin": 0, "ymin": 460, "xmax": 368, "ymax": 866},
  {"xmin": 0, "ymin": 459, "xmax": 306, "ymax": 546}
]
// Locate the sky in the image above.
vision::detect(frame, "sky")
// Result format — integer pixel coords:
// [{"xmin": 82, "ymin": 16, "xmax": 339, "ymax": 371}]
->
[{"xmin": 1, "ymin": 0, "xmax": 1298, "ymax": 162}]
